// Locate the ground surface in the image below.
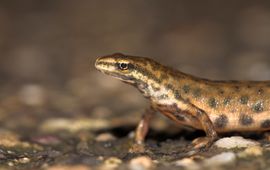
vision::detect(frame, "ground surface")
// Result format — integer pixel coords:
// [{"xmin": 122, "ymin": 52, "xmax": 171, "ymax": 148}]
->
[{"xmin": 1, "ymin": 78, "xmax": 270, "ymax": 170}]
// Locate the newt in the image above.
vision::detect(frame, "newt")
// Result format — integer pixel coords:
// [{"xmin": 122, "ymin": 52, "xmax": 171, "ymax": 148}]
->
[{"xmin": 95, "ymin": 53, "xmax": 270, "ymax": 151}]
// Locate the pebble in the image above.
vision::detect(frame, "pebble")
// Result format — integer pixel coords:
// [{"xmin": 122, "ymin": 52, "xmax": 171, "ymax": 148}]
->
[
  {"xmin": 103, "ymin": 157, "xmax": 122, "ymax": 169},
  {"xmin": 40, "ymin": 118, "xmax": 110, "ymax": 132},
  {"xmin": 8, "ymin": 162, "xmax": 14, "ymax": 166},
  {"xmin": 18, "ymin": 157, "xmax": 30, "ymax": 164},
  {"xmin": 129, "ymin": 156, "xmax": 154, "ymax": 170},
  {"xmin": 174, "ymin": 158, "xmax": 199, "ymax": 170},
  {"xmin": 95, "ymin": 133, "xmax": 116, "ymax": 142},
  {"xmin": 32, "ymin": 135, "xmax": 61, "ymax": 145},
  {"xmin": 214, "ymin": 136, "xmax": 260, "ymax": 149},
  {"xmin": 0, "ymin": 130, "xmax": 34, "ymax": 148},
  {"xmin": 238, "ymin": 145, "xmax": 263, "ymax": 157},
  {"xmin": 204, "ymin": 152, "xmax": 236, "ymax": 166},
  {"xmin": 46, "ymin": 165, "xmax": 91, "ymax": 170}
]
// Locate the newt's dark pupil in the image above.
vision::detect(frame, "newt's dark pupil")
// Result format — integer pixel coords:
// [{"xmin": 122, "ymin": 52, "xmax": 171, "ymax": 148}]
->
[{"xmin": 119, "ymin": 63, "xmax": 128, "ymax": 70}]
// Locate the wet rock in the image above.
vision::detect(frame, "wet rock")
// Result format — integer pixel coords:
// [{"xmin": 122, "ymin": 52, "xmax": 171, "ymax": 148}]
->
[
  {"xmin": 174, "ymin": 158, "xmax": 199, "ymax": 170},
  {"xmin": 214, "ymin": 136, "xmax": 260, "ymax": 149},
  {"xmin": 101, "ymin": 157, "xmax": 122, "ymax": 169},
  {"xmin": 129, "ymin": 156, "xmax": 154, "ymax": 170},
  {"xmin": 8, "ymin": 162, "xmax": 14, "ymax": 167},
  {"xmin": 238, "ymin": 145, "xmax": 263, "ymax": 157},
  {"xmin": 32, "ymin": 135, "xmax": 61, "ymax": 145},
  {"xmin": 17, "ymin": 157, "xmax": 30, "ymax": 164},
  {"xmin": 0, "ymin": 130, "xmax": 21, "ymax": 147},
  {"xmin": 204, "ymin": 152, "xmax": 236, "ymax": 166},
  {"xmin": 0, "ymin": 130, "xmax": 42, "ymax": 150},
  {"xmin": 46, "ymin": 165, "xmax": 91, "ymax": 170},
  {"xmin": 95, "ymin": 133, "xmax": 116, "ymax": 142},
  {"xmin": 40, "ymin": 118, "xmax": 110, "ymax": 132}
]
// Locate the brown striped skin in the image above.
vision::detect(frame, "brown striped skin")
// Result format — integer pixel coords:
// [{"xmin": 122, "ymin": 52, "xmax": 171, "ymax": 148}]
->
[{"xmin": 95, "ymin": 53, "xmax": 270, "ymax": 149}]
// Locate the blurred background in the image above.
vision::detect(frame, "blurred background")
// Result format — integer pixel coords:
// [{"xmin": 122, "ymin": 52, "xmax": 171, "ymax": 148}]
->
[{"xmin": 0, "ymin": 0, "xmax": 270, "ymax": 142}]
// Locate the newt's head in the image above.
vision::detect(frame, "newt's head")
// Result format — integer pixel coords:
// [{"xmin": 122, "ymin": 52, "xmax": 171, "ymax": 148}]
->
[
  {"xmin": 95, "ymin": 53, "xmax": 165, "ymax": 97},
  {"xmin": 95, "ymin": 53, "xmax": 161, "ymax": 83}
]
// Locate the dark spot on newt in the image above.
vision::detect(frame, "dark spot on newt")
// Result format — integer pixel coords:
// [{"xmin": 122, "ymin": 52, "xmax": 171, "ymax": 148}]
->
[
  {"xmin": 253, "ymin": 101, "xmax": 264, "ymax": 113},
  {"xmin": 234, "ymin": 85, "xmax": 240, "ymax": 91},
  {"xmin": 214, "ymin": 114, "xmax": 228, "ymax": 128},
  {"xmin": 151, "ymin": 62, "xmax": 159, "ymax": 71},
  {"xmin": 192, "ymin": 88, "xmax": 201, "ymax": 98},
  {"xmin": 218, "ymin": 89, "xmax": 224, "ymax": 95},
  {"xmin": 157, "ymin": 94, "xmax": 168, "ymax": 100},
  {"xmin": 239, "ymin": 114, "xmax": 253, "ymax": 126},
  {"xmin": 223, "ymin": 97, "xmax": 231, "ymax": 105},
  {"xmin": 174, "ymin": 90, "xmax": 181, "ymax": 100},
  {"xmin": 239, "ymin": 96, "xmax": 249, "ymax": 104},
  {"xmin": 135, "ymin": 65, "xmax": 161, "ymax": 83},
  {"xmin": 182, "ymin": 85, "xmax": 190, "ymax": 94},
  {"xmin": 257, "ymin": 88, "xmax": 264, "ymax": 95},
  {"xmin": 165, "ymin": 84, "xmax": 174, "ymax": 91},
  {"xmin": 261, "ymin": 119, "xmax": 270, "ymax": 128},
  {"xmin": 160, "ymin": 73, "xmax": 169, "ymax": 81},
  {"xmin": 208, "ymin": 98, "xmax": 217, "ymax": 108}
]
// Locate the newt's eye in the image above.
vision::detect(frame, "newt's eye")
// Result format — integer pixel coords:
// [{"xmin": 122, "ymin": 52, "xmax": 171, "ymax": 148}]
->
[{"xmin": 118, "ymin": 62, "xmax": 129, "ymax": 70}]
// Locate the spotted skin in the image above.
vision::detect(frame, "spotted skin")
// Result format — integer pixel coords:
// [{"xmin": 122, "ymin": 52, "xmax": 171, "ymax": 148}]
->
[
  {"xmin": 95, "ymin": 53, "xmax": 270, "ymax": 150},
  {"xmin": 214, "ymin": 114, "xmax": 228, "ymax": 128}
]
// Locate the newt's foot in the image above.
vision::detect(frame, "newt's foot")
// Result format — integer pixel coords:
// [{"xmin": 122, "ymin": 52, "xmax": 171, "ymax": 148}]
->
[
  {"xmin": 191, "ymin": 137, "xmax": 216, "ymax": 150},
  {"xmin": 129, "ymin": 143, "xmax": 145, "ymax": 153}
]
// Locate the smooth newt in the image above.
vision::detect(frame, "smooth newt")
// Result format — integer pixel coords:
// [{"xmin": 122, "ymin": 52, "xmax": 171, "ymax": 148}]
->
[{"xmin": 95, "ymin": 53, "xmax": 270, "ymax": 150}]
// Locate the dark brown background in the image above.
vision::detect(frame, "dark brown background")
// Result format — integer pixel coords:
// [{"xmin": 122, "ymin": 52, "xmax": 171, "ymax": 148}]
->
[
  {"xmin": 1, "ymin": 0, "xmax": 270, "ymax": 85},
  {"xmin": 0, "ymin": 0, "xmax": 270, "ymax": 121}
]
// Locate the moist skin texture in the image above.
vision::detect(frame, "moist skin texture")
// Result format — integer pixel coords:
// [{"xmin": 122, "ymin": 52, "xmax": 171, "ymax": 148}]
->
[{"xmin": 95, "ymin": 53, "xmax": 270, "ymax": 150}]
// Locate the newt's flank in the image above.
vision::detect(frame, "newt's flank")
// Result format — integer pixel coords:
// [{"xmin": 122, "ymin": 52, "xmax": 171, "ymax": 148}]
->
[{"xmin": 95, "ymin": 53, "xmax": 270, "ymax": 152}]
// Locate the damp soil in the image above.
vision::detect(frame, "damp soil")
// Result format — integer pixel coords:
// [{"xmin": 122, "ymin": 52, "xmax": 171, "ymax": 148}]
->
[{"xmin": 1, "ymin": 84, "xmax": 270, "ymax": 170}]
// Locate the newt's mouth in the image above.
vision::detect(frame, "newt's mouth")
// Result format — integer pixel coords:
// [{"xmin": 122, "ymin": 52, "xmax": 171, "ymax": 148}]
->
[
  {"xmin": 95, "ymin": 57, "xmax": 136, "ymax": 84},
  {"xmin": 95, "ymin": 57, "xmax": 115, "ymax": 72}
]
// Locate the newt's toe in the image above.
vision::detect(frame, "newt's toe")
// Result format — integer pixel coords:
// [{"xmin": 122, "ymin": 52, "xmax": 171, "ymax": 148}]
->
[{"xmin": 191, "ymin": 137, "xmax": 215, "ymax": 149}]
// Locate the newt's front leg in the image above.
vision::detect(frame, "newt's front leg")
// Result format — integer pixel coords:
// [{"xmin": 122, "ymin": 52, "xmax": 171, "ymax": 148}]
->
[
  {"xmin": 129, "ymin": 107, "xmax": 155, "ymax": 153},
  {"xmin": 191, "ymin": 109, "xmax": 218, "ymax": 149}
]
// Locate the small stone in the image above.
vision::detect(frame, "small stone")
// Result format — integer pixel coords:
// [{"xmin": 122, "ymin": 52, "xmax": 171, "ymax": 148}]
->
[
  {"xmin": 103, "ymin": 157, "xmax": 122, "ymax": 169},
  {"xmin": 0, "ymin": 130, "xmax": 41, "ymax": 149},
  {"xmin": 128, "ymin": 131, "xmax": 135, "ymax": 138},
  {"xmin": 40, "ymin": 118, "xmax": 110, "ymax": 132},
  {"xmin": 238, "ymin": 146, "xmax": 263, "ymax": 157},
  {"xmin": 214, "ymin": 136, "xmax": 260, "ymax": 149},
  {"xmin": 8, "ymin": 162, "xmax": 14, "ymax": 166},
  {"xmin": 46, "ymin": 165, "xmax": 91, "ymax": 170},
  {"xmin": 18, "ymin": 157, "xmax": 30, "ymax": 164},
  {"xmin": 175, "ymin": 158, "xmax": 199, "ymax": 170},
  {"xmin": 129, "ymin": 156, "xmax": 154, "ymax": 170},
  {"xmin": 95, "ymin": 133, "xmax": 116, "ymax": 142},
  {"xmin": 204, "ymin": 152, "xmax": 236, "ymax": 166},
  {"xmin": 97, "ymin": 156, "xmax": 104, "ymax": 161},
  {"xmin": 32, "ymin": 135, "xmax": 61, "ymax": 145}
]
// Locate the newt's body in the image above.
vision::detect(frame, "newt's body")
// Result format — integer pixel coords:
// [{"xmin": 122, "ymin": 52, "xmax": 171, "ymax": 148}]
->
[{"xmin": 95, "ymin": 53, "xmax": 270, "ymax": 150}]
